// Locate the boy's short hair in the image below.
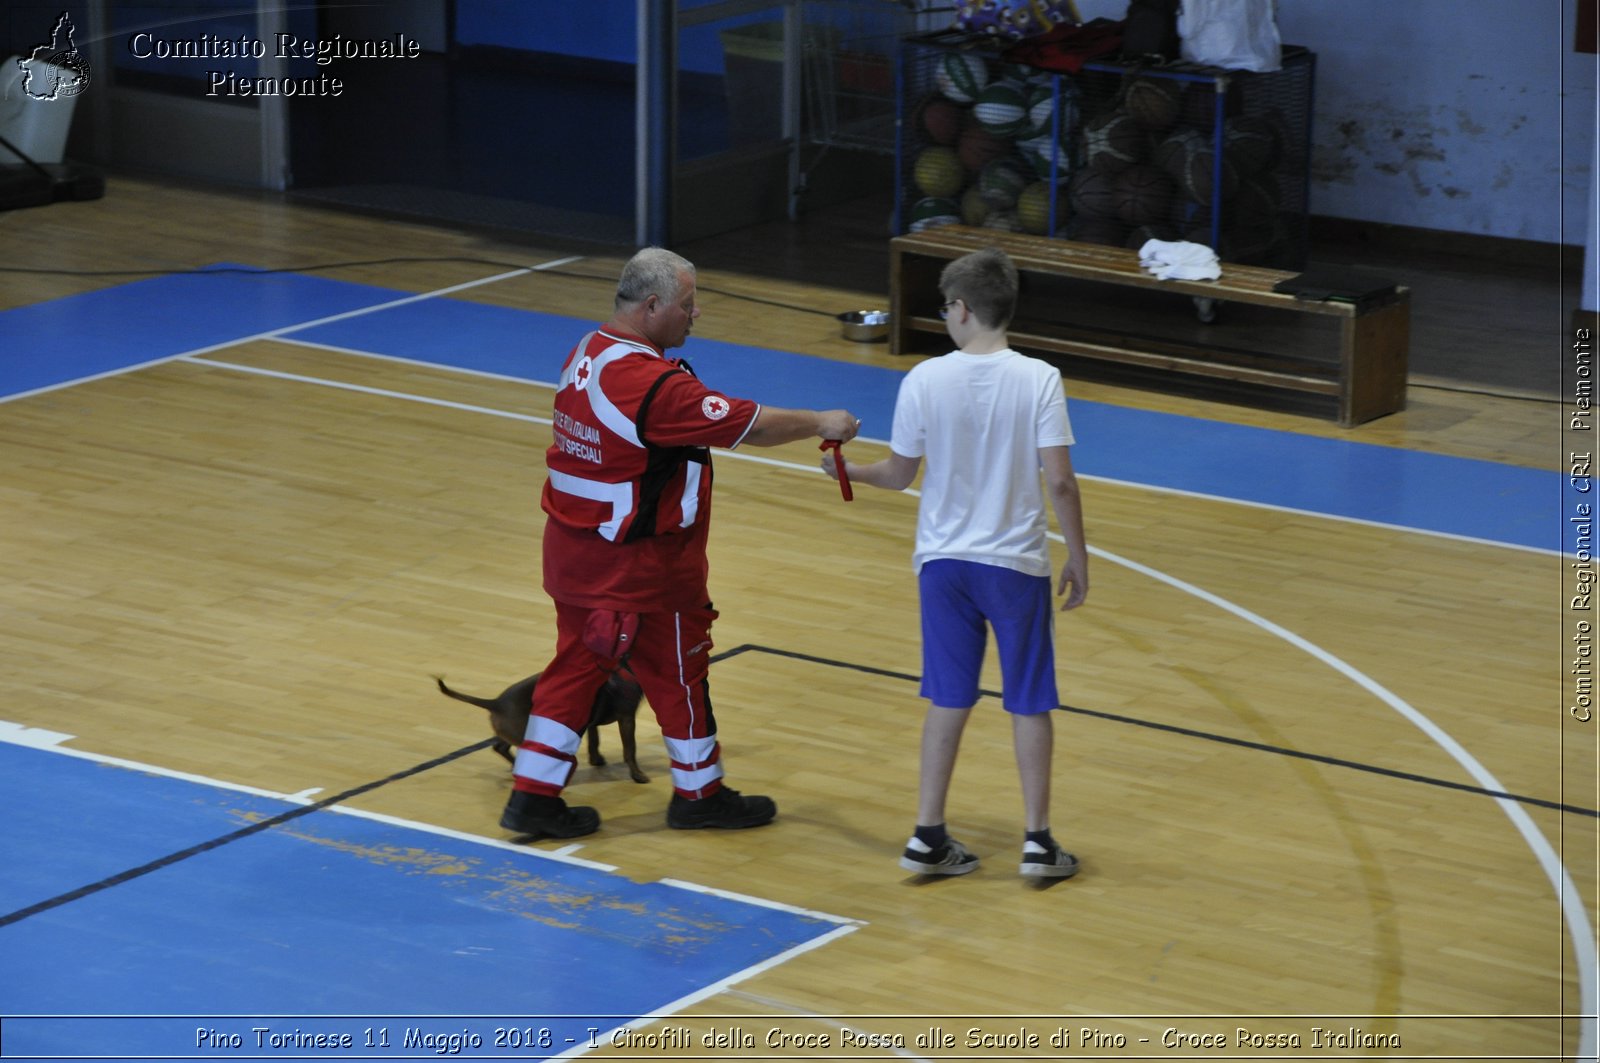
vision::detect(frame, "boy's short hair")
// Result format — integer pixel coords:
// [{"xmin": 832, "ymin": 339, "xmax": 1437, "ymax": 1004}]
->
[{"xmin": 939, "ymin": 247, "xmax": 1019, "ymax": 330}]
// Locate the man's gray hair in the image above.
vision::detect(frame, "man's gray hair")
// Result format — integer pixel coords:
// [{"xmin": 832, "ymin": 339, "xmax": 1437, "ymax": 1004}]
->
[{"xmin": 616, "ymin": 247, "xmax": 695, "ymax": 308}]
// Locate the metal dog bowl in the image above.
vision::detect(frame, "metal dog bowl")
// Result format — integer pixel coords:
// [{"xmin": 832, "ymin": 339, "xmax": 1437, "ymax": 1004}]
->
[{"xmin": 837, "ymin": 309, "xmax": 891, "ymax": 343}]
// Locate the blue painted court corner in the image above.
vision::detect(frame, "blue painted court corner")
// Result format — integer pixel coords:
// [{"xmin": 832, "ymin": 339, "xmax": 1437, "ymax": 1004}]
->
[{"xmin": 0, "ymin": 739, "xmax": 855, "ymax": 1060}]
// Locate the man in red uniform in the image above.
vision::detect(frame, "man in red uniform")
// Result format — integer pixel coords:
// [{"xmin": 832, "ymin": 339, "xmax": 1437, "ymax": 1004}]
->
[{"xmin": 503, "ymin": 247, "xmax": 861, "ymax": 839}]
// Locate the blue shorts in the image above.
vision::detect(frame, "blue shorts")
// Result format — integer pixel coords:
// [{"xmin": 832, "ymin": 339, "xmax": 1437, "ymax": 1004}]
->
[{"xmin": 918, "ymin": 559, "xmax": 1059, "ymax": 714}]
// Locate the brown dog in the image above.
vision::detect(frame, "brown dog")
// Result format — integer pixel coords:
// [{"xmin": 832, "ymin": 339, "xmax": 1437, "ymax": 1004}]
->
[{"xmin": 434, "ymin": 672, "xmax": 649, "ymax": 783}]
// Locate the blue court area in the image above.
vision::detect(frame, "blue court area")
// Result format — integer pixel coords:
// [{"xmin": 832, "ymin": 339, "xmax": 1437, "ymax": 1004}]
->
[
  {"xmin": 0, "ymin": 740, "xmax": 849, "ymax": 1059},
  {"xmin": 0, "ymin": 264, "xmax": 1561, "ymax": 552}
]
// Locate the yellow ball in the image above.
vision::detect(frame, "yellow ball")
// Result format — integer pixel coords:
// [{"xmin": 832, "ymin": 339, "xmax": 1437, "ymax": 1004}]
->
[
  {"xmin": 1017, "ymin": 181, "xmax": 1060, "ymax": 235},
  {"xmin": 913, "ymin": 146, "xmax": 965, "ymax": 199},
  {"xmin": 961, "ymin": 184, "xmax": 988, "ymax": 226}
]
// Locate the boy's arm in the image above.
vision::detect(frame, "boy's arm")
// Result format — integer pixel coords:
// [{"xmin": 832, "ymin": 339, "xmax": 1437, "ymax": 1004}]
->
[
  {"xmin": 1040, "ymin": 445, "xmax": 1089, "ymax": 610},
  {"xmin": 822, "ymin": 449, "xmax": 922, "ymax": 491}
]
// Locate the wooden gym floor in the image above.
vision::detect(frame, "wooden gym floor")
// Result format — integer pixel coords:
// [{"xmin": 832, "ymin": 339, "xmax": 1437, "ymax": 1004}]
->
[{"xmin": 0, "ymin": 177, "xmax": 1590, "ymax": 1060}]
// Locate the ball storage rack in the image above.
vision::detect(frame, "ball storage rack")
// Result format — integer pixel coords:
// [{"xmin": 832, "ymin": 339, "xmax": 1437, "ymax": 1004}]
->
[{"xmin": 894, "ymin": 29, "xmax": 1316, "ymax": 271}]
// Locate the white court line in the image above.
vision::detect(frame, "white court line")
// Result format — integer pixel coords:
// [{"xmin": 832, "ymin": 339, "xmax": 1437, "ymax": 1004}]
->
[
  {"xmin": 175, "ymin": 353, "xmax": 1598, "ymax": 1057},
  {"xmin": 197, "ymin": 338, "xmax": 1557, "ymax": 558},
  {"xmin": 0, "ymin": 723, "xmax": 865, "ymax": 1058},
  {"xmin": 545, "ymin": 923, "xmax": 864, "ymax": 1063},
  {"xmin": 0, "ymin": 262, "xmax": 547, "ymax": 407}
]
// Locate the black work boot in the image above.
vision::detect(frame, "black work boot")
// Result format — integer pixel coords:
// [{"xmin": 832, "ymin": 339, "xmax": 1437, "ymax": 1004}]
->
[
  {"xmin": 500, "ymin": 790, "xmax": 600, "ymax": 839},
  {"xmin": 666, "ymin": 786, "xmax": 776, "ymax": 830}
]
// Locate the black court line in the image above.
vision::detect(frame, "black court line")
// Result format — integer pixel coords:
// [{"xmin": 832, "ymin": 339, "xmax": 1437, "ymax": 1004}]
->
[
  {"xmin": 6, "ymin": 643, "xmax": 1583, "ymax": 929},
  {"xmin": 714, "ymin": 644, "xmax": 1600, "ymax": 820},
  {"xmin": 0, "ymin": 739, "xmax": 494, "ymax": 929}
]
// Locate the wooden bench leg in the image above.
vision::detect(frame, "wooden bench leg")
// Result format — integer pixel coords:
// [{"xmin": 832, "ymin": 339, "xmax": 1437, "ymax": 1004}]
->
[{"xmin": 1339, "ymin": 294, "xmax": 1411, "ymax": 426}]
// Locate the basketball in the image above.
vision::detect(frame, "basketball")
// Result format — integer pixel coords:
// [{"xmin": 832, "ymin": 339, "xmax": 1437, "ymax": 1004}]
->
[
  {"xmin": 960, "ymin": 184, "xmax": 989, "ymax": 225},
  {"xmin": 958, "ymin": 118, "xmax": 1012, "ymax": 172},
  {"xmin": 1113, "ymin": 163, "xmax": 1176, "ymax": 227},
  {"xmin": 908, "ymin": 196, "xmax": 963, "ymax": 232},
  {"xmin": 973, "ymin": 81, "xmax": 1029, "ymax": 137},
  {"xmin": 1157, "ymin": 128, "xmax": 1237, "ymax": 203},
  {"xmin": 918, "ymin": 97, "xmax": 965, "ymax": 146},
  {"xmin": 1068, "ymin": 167, "xmax": 1118, "ymax": 219},
  {"xmin": 978, "ymin": 156, "xmax": 1030, "ymax": 209},
  {"xmin": 1124, "ymin": 222, "xmax": 1178, "ymax": 250},
  {"xmin": 1082, "ymin": 111, "xmax": 1144, "ymax": 173},
  {"xmin": 937, "ymin": 52, "xmax": 990, "ymax": 104},
  {"xmin": 1016, "ymin": 180, "xmax": 1063, "ymax": 234},
  {"xmin": 1180, "ymin": 82, "xmax": 1242, "ymax": 130},
  {"xmin": 1232, "ymin": 174, "xmax": 1282, "ymax": 226},
  {"xmin": 1123, "ymin": 76, "xmax": 1181, "ymax": 131},
  {"xmin": 913, "ymin": 146, "xmax": 966, "ymax": 199},
  {"xmin": 1223, "ymin": 114, "xmax": 1281, "ymax": 174},
  {"xmin": 1185, "ymin": 143, "xmax": 1239, "ymax": 203}
]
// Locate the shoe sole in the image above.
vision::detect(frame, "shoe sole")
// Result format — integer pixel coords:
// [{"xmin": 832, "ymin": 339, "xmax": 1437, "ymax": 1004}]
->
[
  {"xmin": 1019, "ymin": 859, "xmax": 1079, "ymax": 879},
  {"xmin": 500, "ymin": 814, "xmax": 600, "ymax": 840},
  {"xmin": 899, "ymin": 856, "xmax": 979, "ymax": 876},
  {"xmin": 668, "ymin": 813, "xmax": 776, "ymax": 830}
]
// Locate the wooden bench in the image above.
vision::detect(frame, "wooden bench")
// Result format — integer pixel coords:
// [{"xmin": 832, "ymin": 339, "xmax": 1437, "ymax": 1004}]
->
[{"xmin": 888, "ymin": 226, "xmax": 1411, "ymax": 426}]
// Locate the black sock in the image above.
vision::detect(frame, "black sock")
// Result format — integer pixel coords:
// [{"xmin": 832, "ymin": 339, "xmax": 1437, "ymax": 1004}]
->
[{"xmin": 914, "ymin": 823, "xmax": 949, "ymax": 848}]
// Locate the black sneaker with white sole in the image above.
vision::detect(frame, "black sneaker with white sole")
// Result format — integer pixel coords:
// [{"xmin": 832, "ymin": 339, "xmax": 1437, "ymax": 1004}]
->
[
  {"xmin": 899, "ymin": 835, "xmax": 979, "ymax": 875},
  {"xmin": 666, "ymin": 786, "xmax": 777, "ymax": 829},
  {"xmin": 1019, "ymin": 840, "xmax": 1079, "ymax": 878}
]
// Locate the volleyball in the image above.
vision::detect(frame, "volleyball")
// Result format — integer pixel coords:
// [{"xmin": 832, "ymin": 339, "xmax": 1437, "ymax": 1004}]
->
[
  {"xmin": 937, "ymin": 52, "xmax": 990, "ymax": 104},
  {"xmin": 960, "ymin": 184, "xmax": 989, "ymax": 225},
  {"xmin": 973, "ymin": 81, "xmax": 1029, "ymax": 137},
  {"xmin": 1016, "ymin": 181, "xmax": 1063, "ymax": 235},
  {"xmin": 908, "ymin": 197, "xmax": 963, "ymax": 232},
  {"xmin": 913, "ymin": 146, "xmax": 966, "ymax": 199},
  {"xmin": 978, "ymin": 156, "xmax": 1030, "ymax": 209}
]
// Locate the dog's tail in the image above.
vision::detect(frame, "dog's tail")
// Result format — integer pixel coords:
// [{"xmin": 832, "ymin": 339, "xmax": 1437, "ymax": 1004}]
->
[{"xmin": 434, "ymin": 676, "xmax": 499, "ymax": 712}]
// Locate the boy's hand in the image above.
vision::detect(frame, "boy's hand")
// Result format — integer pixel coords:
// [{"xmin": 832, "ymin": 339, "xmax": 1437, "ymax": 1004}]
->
[
  {"xmin": 820, "ymin": 450, "xmax": 841, "ymax": 480},
  {"xmin": 1057, "ymin": 557, "xmax": 1088, "ymax": 610}
]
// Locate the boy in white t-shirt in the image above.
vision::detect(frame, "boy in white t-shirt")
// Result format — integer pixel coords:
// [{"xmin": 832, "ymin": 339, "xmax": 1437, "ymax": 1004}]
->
[{"xmin": 824, "ymin": 247, "xmax": 1089, "ymax": 878}]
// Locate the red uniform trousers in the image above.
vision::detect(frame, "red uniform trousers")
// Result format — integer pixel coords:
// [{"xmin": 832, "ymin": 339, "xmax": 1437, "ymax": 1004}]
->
[{"xmin": 512, "ymin": 601, "xmax": 723, "ymax": 800}]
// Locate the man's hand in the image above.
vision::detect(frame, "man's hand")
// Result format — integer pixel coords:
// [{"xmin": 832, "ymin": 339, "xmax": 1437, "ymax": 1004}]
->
[{"xmin": 817, "ymin": 410, "xmax": 860, "ymax": 443}]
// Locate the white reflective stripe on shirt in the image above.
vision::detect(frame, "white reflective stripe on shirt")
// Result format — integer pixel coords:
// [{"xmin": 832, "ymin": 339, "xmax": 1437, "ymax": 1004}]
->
[
  {"xmin": 678, "ymin": 460, "xmax": 702, "ymax": 528},
  {"xmin": 548, "ymin": 469, "xmax": 634, "ymax": 542},
  {"xmin": 583, "ymin": 343, "xmax": 650, "ymax": 447},
  {"xmin": 557, "ymin": 332, "xmax": 597, "ymax": 389}
]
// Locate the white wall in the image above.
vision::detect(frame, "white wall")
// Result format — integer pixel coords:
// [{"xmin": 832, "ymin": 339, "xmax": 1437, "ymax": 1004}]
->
[{"xmin": 1072, "ymin": 0, "xmax": 1597, "ymax": 246}]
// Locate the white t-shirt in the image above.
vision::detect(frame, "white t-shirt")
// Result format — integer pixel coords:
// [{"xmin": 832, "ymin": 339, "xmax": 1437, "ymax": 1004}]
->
[{"xmin": 890, "ymin": 348, "xmax": 1075, "ymax": 577}]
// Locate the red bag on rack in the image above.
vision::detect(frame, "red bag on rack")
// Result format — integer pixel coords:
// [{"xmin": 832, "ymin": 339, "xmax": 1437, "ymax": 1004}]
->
[{"xmin": 1003, "ymin": 18, "xmax": 1124, "ymax": 73}]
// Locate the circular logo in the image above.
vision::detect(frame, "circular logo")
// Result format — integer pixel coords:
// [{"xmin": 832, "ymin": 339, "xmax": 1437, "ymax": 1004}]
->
[
  {"xmin": 574, "ymin": 356, "xmax": 594, "ymax": 390},
  {"xmin": 701, "ymin": 395, "xmax": 730, "ymax": 420}
]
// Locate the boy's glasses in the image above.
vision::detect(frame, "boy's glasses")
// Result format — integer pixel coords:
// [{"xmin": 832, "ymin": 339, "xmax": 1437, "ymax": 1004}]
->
[{"xmin": 938, "ymin": 299, "xmax": 959, "ymax": 320}]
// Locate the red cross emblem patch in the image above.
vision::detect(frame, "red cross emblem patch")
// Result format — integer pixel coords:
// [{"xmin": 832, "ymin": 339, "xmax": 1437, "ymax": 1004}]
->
[
  {"xmin": 701, "ymin": 395, "xmax": 730, "ymax": 420},
  {"xmin": 574, "ymin": 357, "xmax": 593, "ymax": 390}
]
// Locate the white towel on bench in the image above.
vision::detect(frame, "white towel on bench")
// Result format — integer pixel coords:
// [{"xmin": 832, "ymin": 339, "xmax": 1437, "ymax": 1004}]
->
[{"xmin": 1138, "ymin": 239, "xmax": 1222, "ymax": 281}]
